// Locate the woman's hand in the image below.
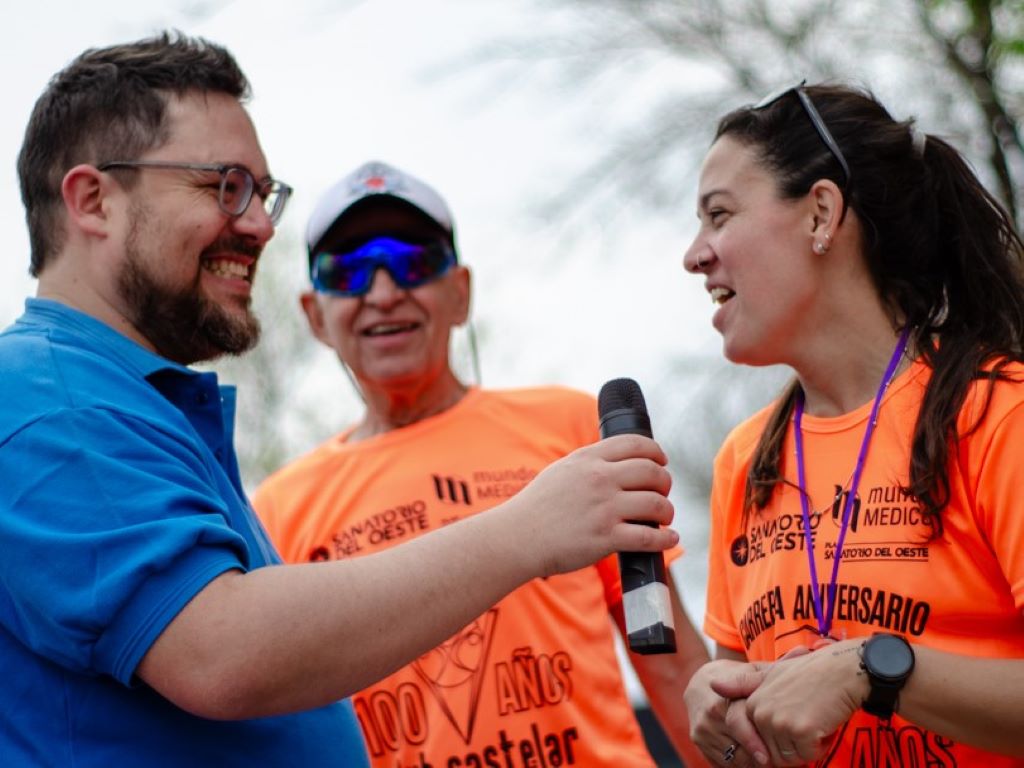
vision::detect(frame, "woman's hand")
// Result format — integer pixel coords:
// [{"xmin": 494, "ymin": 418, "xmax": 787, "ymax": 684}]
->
[
  {"xmin": 712, "ymin": 639, "xmax": 868, "ymax": 766},
  {"xmin": 685, "ymin": 659, "xmax": 770, "ymax": 766}
]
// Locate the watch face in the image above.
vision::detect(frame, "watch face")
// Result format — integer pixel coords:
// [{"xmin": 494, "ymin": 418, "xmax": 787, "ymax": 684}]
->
[{"xmin": 864, "ymin": 634, "xmax": 914, "ymax": 681}]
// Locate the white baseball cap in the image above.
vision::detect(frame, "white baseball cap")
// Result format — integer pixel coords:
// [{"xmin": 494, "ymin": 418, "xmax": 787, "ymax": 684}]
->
[{"xmin": 305, "ymin": 160, "xmax": 455, "ymax": 253}]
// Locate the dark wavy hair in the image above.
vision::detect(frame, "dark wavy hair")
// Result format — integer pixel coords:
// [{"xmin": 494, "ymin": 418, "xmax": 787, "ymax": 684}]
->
[
  {"xmin": 17, "ymin": 31, "xmax": 250, "ymax": 276},
  {"xmin": 718, "ymin": 84, "xmax": 1024, "ymax": 535}
]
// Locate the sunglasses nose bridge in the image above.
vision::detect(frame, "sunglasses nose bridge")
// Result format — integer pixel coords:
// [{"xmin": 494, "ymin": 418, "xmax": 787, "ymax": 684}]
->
[{"xmin": 362, "ymin": 264, "xmax": 407, "ymax": 303}]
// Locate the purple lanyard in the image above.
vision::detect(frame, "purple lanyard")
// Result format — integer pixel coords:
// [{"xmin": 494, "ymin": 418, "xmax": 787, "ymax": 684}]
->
[{"xmin": 793, "ymin": 327, "xmax": 910, "ymax": 638}]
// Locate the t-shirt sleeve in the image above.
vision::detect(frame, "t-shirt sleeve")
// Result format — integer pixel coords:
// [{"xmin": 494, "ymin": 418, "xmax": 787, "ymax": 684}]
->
[
  {"xmin": 0, "ymin": 407, "xmax": 249, "ymax": 685},
  {"xmin": 704, "ymin": 440, "xmax": 745, "ymax": 652},
  {"xmin": 972, "ymin": 399, "xmax": 1024, "ymax": 611},
  {"xmin": 561, "ymin": 389, "xmax": 601, "ymax": 446}
]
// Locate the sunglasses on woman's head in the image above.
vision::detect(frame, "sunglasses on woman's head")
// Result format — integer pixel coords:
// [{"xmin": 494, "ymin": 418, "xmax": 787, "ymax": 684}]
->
[
  {"xmin": 310, "ymin": 236, "xmax": 457, "ymax": 297},
  {"xmin": 753, "ymin": 80, "xmax": 851, "ymax": 191}
]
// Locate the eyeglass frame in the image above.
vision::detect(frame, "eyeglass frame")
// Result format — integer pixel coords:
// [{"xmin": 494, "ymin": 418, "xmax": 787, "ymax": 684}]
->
[
  {"xmin": 752, "ymin": 80, "xmax": 852, "ymax": 192},
  {"xmin": 97, "ymin": 160, "xmax": 293, "ymax": 225}
]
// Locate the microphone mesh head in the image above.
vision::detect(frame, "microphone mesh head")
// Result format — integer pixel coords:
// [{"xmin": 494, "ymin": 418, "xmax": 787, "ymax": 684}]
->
[{"xmin": 598, "ymin": 377, "xmax": 648, "ymax": 418}]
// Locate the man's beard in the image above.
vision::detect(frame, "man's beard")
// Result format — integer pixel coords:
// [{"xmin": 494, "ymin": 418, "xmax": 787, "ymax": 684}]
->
[{"xmin": 117, "ymin": 205, "xmax": 262, "ymax": 365}]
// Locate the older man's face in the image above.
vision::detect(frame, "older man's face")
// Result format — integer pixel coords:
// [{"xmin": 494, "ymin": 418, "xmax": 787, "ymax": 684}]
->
[{"xmin": 303, "ymin": 201, "xmax": 470, "ymax": 394}]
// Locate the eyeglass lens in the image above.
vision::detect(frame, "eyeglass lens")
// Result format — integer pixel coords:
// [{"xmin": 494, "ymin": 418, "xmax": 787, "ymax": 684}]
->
[
  {"xmin": 218, "ymin": 167, "xmax": 254, "ymax": 217},
  {"xmin": 219, "ymin": 168, "xmax": 290, "ymax": 224}
]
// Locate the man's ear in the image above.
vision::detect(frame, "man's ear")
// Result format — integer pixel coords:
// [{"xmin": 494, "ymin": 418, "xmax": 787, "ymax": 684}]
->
[
  {"xmin": 452, "ymin": 265, "xmax": 472, "ymax": 326},
  {"xmin": 61, "ymin": 164, "xmax": 117, "ymax": 239},
  {"xmin": 299, "ymin": 290, "xmax": 332, "ymax": 347}
]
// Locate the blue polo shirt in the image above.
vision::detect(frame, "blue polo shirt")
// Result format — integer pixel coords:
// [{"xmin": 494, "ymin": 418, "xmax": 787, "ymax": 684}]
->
[{"xmin": 0, "ymin": 299, "xmax": 368, "ymax": 767}]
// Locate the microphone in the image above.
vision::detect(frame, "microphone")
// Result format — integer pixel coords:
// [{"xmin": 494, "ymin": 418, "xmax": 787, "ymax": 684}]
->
[{"xmin": 598, "ymin": 377, "xmax": 677, "ymax": 655}]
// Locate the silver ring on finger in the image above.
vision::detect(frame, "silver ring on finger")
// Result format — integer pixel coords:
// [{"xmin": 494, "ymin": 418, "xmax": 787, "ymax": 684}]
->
[{"xmin": 723, "ymin": 742, "xmax": 738, "ymax": 763}]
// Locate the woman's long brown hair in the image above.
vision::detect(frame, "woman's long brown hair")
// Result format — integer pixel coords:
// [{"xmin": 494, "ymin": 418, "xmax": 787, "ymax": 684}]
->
[{"xmin": 716, "ymin": 85, "xmax": 1024, "ymax": 534}]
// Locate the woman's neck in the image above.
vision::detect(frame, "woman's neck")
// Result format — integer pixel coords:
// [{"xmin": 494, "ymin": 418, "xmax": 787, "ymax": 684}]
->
[{"xmin": 795, "ymin": 321, "xmax": 911, "ymax": 418}]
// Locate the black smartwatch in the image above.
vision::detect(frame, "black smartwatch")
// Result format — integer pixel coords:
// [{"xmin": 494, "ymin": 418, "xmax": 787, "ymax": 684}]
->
[{"xmin": 859, "ymin": 633, "xmax": 915, "ymax": 720}]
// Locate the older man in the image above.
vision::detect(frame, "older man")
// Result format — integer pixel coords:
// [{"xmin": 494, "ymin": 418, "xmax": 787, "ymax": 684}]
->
[{"xmin": 253, "ymin": 160, "xmax": 710, "ymax": 767}]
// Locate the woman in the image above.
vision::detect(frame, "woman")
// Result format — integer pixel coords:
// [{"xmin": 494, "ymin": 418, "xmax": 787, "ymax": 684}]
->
[{"xmin": 682, "ymin": 82, "xmax": 1024, "ymax": 767}]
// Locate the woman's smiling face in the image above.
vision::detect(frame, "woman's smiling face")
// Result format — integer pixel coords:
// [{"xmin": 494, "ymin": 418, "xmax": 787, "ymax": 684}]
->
[{"xmin": 684, "ymin": 135, "xmax": 821, "ymax": 368}]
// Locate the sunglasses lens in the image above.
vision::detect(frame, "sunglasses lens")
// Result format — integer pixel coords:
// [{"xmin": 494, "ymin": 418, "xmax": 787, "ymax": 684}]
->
[
  {"xmin": 312, "ymin": 253, "xmax": 371, "ymax": 296},
  {"xmin": 396, "ymin": 242, "xmax": 455, "ymax": 288},
  {"xmin": 311, "ymin": 238, "xmax": 455, "ymax": 296}
]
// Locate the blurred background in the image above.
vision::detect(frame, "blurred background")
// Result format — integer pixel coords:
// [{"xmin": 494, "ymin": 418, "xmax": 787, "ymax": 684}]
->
[{"xmin": 3, "ymin": 1, "xmax": 1020, "ymax": 764}]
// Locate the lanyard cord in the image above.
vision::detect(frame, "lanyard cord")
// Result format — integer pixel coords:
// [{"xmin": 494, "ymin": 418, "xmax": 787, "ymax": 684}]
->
[{"xmin": 793, "ymin": 327, "xmax": 911, "ymax": 637}]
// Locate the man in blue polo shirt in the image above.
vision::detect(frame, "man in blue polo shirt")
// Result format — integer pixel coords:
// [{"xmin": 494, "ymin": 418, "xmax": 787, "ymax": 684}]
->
[{"xmin": 0, "ymin": 32, "xmax": 679, "ymax": 766}]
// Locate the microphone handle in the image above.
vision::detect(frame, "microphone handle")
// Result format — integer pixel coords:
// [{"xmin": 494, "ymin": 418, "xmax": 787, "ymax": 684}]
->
[
  {"xmin": 600, "ymin": 406, "xmax": 677, "ymax": 655},
  {"xmin": 618, "ymin": 552, "xmax": 676, "ymax": 654}
]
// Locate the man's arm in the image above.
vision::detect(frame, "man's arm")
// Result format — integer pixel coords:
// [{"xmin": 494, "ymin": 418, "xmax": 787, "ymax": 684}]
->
[
  {"xmin": 620, "ymin": 578, "xmax": 712, "ymax": 767},
  {"xmin": 137, "ymin": 435, "xmax": 678, "ymax": 719}
]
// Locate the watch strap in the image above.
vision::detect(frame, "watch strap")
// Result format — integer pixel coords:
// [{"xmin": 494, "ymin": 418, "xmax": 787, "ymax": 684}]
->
[{"xmin": 861, "ymin": 677, "xmax": 901, "ymax": 720}]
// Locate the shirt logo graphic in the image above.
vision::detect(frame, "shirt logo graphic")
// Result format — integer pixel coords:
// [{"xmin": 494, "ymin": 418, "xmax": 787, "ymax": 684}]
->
[
  {"xmin": 730, "ymin": 534, "xmax": 750, "ymax": 566},
  {"xmin": 433, "ymin": 474, "xmax": 472, "ymax": 505},
  {"xmin": 412, "ymin": 609, "xmax": 498, "ymax": 744}
]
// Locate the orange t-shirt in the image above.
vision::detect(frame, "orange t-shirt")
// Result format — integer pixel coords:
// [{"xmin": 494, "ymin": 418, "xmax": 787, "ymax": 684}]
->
[
  {"xmin": 253, "ymin": 387, "xmax": 664, "ymax": 768},
  {"xmin": 705, "ymin": 360, "xmax": 1024, "ymax": 767}
]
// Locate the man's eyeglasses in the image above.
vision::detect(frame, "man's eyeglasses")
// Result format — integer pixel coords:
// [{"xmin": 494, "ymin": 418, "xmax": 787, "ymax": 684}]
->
[
  {"xmin": 753, "ymin": 81, "xmax": 851, "ymax": 190},
  {"xmin": 311, "ymin": 236, "xmax": 457, "ymax": 297},
  {"xmin": 97, "ymin": 160, "xmax": 293, "ymax": 225}
]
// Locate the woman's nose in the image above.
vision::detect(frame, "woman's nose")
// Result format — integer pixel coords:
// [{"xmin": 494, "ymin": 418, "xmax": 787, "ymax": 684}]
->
[{"xmin": 683, "ymin": 240, "xmax": 713, "ymax": 273}]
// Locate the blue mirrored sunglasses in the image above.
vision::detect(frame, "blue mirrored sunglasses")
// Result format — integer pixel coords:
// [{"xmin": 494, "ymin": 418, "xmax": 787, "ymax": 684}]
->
[{"xmin": 311, "ymin": 236, "xmax": 457, "ymax": 296}]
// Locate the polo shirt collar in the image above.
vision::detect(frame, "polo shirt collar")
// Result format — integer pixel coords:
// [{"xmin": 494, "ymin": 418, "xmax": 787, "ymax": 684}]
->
[{"xmin": 22, "ymin": 297, "xmax": 196, "ymax": 381}]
